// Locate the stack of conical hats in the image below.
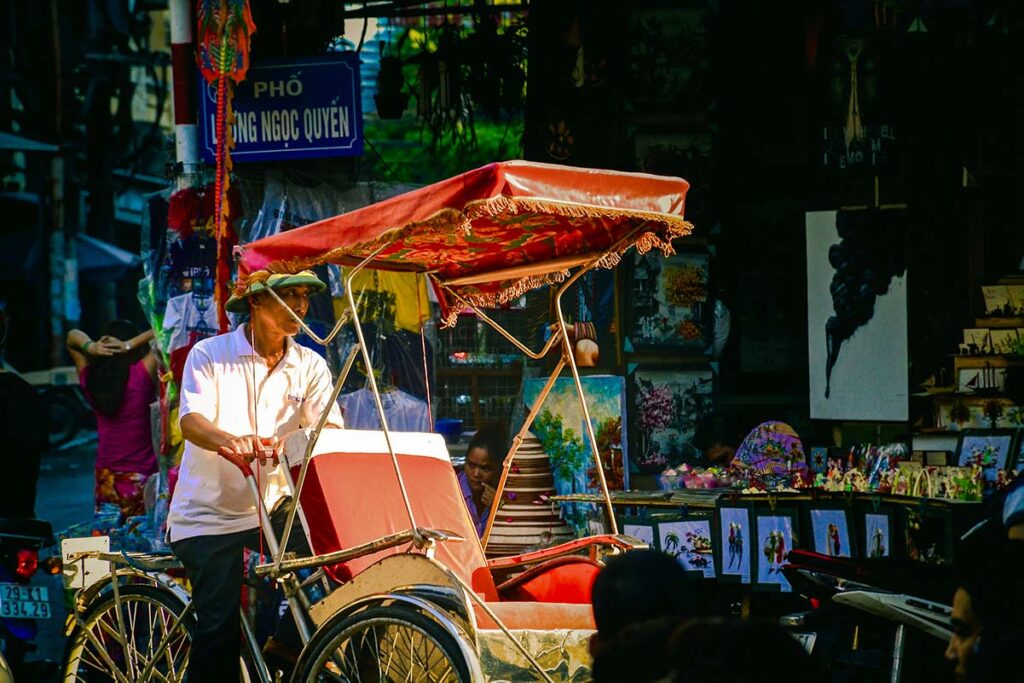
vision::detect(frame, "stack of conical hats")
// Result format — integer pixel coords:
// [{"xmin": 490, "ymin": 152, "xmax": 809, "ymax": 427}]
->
[{"xmin": 485, "ymin": 432, "xmax": 574, "ymax": 557}]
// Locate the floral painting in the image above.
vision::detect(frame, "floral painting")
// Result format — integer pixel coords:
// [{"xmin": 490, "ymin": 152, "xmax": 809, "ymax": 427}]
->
[
  {"xmin": 658, "ymin": 519, "xmax": 715, "ymax": 579},
  {"xmin": 631, "ymin": 368, "xmax": 714, "ymax": 474},
  {"xmin": 956, "ymin": 431, "xmax": 1017, "ymax": 483},
  {"xmin": 627, "ymin": 249, "xmax": 711, "ymax": 351},
  {"xmin": 523, "ymin": 376, "xmax": 627, "ymax": 534}
]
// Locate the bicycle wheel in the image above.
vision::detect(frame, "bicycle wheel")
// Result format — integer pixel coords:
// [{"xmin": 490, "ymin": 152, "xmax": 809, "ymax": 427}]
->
[
  {"xmin": 62, "ymin": 584, "xmax": 194, "ymax": 683},
  {"xmin": 292, "ymin": 605, "xmax": 471, "ymax": 683}
]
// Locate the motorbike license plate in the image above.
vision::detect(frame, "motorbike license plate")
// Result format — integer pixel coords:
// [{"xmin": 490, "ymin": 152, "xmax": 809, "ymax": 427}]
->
[{"xmin": 0, "ymin": 583, "xmax": 50, "ymax": 619}]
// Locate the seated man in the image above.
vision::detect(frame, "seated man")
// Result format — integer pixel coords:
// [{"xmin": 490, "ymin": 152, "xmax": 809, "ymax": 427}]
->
[{"xmin": 457, "ymin": 429, "xmax": 503, "ymax": 537}]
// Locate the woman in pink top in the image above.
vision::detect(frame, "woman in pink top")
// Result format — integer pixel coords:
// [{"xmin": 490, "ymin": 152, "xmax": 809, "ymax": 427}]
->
[{"xmin": 67, "ymin": 321, "xmax": 158, "ymax": 519}]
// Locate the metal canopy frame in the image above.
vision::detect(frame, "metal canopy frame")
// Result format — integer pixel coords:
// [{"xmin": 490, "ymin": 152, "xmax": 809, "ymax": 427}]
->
[
  {"xmin": 225, "ymin": 225, "xmax": 659, "ymax": 683},
  {"xmin": 256, "ymin": 228, "xmax": 645, "ymax": 565}
]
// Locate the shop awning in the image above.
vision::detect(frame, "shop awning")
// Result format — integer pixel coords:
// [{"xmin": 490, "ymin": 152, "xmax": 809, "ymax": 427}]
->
[
  {"xmin": 237, "ymin": 160, "xmax": 693, "ymax": 322},
  {"xmin": 0, "ymin": 231, "xmax": 140, "ymax": 281},
  {"xmin": 77, "ymin": 233, "xmax": 141, "ymax": 274},
  {"xmin": 0, "ymin": 131, "xmax": 58, "ymax": 154}
]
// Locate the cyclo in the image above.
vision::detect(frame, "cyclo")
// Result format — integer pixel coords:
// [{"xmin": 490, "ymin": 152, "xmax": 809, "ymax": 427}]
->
[{"xmin": 60, "ymin": 161, "xmax": 693, "ymax": 682}]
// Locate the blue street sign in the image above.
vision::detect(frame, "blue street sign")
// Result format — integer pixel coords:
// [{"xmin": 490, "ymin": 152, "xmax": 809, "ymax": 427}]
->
[{"xmin": 198, "ymin": 53, "xmax": 363, "ymax": 163}]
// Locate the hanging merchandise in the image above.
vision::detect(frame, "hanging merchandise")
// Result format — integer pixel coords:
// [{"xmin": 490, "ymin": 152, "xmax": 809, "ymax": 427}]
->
[
  {"xmin": 340, "ymin": 269, "xmax": 431, "ymax": 336},
  {"xmin": 161, "ymin": 290, "xmax": 220, "ymax": 386},
  {"xmin": 197, "ymin": 0, "xmax": 256, "ymax": 331},
  {"xmin": 338, "ymin": 388, "xmax": 431, "ymax": 433},
  {"xmin": 843, "ymin": 41, "xmax": 865, "ymax": 150}
]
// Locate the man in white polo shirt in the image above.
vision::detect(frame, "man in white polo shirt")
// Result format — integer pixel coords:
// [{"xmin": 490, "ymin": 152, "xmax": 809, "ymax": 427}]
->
[{"xmin": 169, "ymin": 270, "xmax": 343, "ymax": 683}]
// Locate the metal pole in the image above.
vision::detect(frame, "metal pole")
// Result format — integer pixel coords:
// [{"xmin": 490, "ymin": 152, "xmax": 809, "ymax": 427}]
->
[
  {"xmin": 554, "ymin": 262, "xmax": 619, "ymax": 535},
  {"xmin": 481, "ymin": 357, "xmax": 567, "ymax": 548},
  {"xmin": 272, "ymin": 343, "xmax": 361, "ymax": 576},
  {"xmin": 48, "ymin": 155, "xmax": 64, "ymax": 367},
  {"xmin": 438, "ymin": 281, "xmax": 563, "ymax": 360},
  {"xmin": 343, "ymin": 247, "xmax": 421, "ymax": 540},
  {"xmin": 890, "ymin": 624, "xmax": 906, "ymax": 683},
  {"xmin": 169, "ymin": 0, "xmax": 200, "ymax": 181}
]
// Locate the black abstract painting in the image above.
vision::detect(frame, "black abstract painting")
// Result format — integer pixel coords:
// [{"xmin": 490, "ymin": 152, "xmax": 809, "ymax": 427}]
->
[{"xmin": 824, "ymin": 210, "xmax": 907, "ymax": 398}]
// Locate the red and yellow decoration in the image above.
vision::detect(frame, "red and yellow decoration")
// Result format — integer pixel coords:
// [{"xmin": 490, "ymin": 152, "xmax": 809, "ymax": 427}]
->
[{"xmin": 196, "ymin": 0, "xmax": 255, "ymax": 330}]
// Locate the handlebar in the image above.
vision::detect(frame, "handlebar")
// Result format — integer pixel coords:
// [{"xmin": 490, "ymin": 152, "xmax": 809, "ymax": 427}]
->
[{"xmin": 217, "ymin": 447, "xmax": 255, "ymax": 478}]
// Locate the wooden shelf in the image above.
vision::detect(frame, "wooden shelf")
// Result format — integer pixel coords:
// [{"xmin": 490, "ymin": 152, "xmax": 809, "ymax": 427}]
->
[{"xmin": 974, "ymin": 317, "xmax": 1024, "ymax": 329}]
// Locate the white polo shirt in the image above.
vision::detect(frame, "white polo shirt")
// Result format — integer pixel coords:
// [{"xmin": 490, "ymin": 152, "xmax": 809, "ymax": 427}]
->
[{"xmin": 168, "ymin": 324, "xmax": 343, "ymax": 543}]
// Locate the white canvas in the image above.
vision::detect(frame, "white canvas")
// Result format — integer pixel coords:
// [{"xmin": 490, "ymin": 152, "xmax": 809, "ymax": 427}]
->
[{"xmin": 806, "ymin": 211, "xmax": 909, "ymax": 420}]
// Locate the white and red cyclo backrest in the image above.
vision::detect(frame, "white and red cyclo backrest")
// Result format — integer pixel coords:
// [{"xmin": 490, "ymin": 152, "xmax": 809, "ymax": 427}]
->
[{"xmin": 281, "ymin": 429, "xmax": 488, "ymax": 586}]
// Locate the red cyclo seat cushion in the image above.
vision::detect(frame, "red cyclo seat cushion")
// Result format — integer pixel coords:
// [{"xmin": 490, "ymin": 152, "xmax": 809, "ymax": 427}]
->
[
  {"xmin": 496, "ymin": 555, "xmax": 601, "ymax": 604},
  {"xmin": 284, "ymin": 430, "xmax": 488, "ymax": 586}
]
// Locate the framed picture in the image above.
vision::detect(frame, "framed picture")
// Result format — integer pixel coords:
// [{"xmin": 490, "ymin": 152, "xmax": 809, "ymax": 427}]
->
[
  {"xmin": 806, "ymin": 210, "xmax": 908, "ymax": 421},
  {"xmin": 806, "ymin": 505, "xmax": 855, "ymax": 558},
  {"xmin": 655, "ymin": 513, "xmax": 716, "ymax": 579},
  {"xmin": 808, "ymin": 447, "xmax": 829, "ymax": 474},
  {"xmin": 522, "ymin": 375, "xmax": 629, "ymax": 534},
  {"xmin": 1008, "ymin": 286, "xmax": 1024, "ymax": 315},
  {"xmin": 753, "ymin": 508, "xmax": 800, "ymax": 592},
  {"xmin": 961, "ymin": 328, "xmax": 992, "ymax": 355},
  {"xmin": 625, "ymin": 247, "xmax": 713, "ymax": 352},
  {"xmin": 619, "ymin": 516, "xmax": 657, "ymax": 550},
  {"xmin": 715, "ymin": 502, "xmax": 753, "ymax": 584},
  {"xmin": 990, "ymin": 329, "xmax": 1020, "ymax": 355},
  {"xmin": 957, "ymin": 366, "xmax": 1007, "ymax": 393},
  {"xmin": 861, "ymin": 508, "xmax": 895, "ymax": 558},
  {"xmin": 627, "ymin": 6, "xmax": 710, "ymax": 115},
  {"xmin": 902, "ymin": 507, "xmax": 954, "ymax": 565},
  {"xmin": 956, "ymin": 429, "xmax": 1018, "ymax": 482},
  {"xmin": 982, "ymin": 285, "xmax": 1014, "ymax": 316},
  {"xmin": 628, "ymin": 367, "xmax": 715, "ymax": 474},
  {"xmin": 1014, "ymin": 437, "xmax": 1024, "ymax": 475}
]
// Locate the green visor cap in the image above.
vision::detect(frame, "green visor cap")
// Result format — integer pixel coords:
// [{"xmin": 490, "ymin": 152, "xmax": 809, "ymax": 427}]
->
[{"xmin": 225, "ymin": 270, "xmax": 327, "ymax": 313}]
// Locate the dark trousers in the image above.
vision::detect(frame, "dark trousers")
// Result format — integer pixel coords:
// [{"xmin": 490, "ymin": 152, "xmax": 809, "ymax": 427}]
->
[{"xmin": 171, "ymin": 502, "xmax": 309, "ymax": 683}]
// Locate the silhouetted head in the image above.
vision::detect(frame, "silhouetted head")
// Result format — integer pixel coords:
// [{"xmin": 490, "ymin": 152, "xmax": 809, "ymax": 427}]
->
[
  {"xmin": 692, "ymin": 413, "xmax": 737, "ymax": 466},
  {"xmin": 591, "ymin": 549, "xmax": 697, "ymax": 642},
  {"xmin": 670, "ymin": 618, "xmax": 817, "ymax": 682},
  {"xmin": 84, "ymin": 319, "xmax": 142, "ymax": 417}
]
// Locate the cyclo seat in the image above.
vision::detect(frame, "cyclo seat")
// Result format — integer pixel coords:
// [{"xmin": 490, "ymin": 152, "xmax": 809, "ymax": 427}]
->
[{"xmin": 281, "ymin": 428, "xmax": 600, "ymax": 630}]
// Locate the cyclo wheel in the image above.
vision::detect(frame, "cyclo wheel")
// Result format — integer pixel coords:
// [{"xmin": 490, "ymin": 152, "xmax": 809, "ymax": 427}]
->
[
  {"xmin": 63, "ymin": 584, "xmax": 194, "ymax": 683},
  {"xmin": 292, "ymin": 605, "xmax": 471, "ymax": 683}
]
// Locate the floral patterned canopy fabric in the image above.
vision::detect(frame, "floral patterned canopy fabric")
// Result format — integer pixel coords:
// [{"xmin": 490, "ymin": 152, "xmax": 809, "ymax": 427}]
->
[{"xmin": 236, "ymin": 160, "xmax": 692, "ymax": 325}]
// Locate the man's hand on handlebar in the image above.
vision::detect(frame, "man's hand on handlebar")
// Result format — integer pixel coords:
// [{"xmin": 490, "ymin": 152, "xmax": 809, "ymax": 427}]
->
[{"xmin": 219, "ymin": 434, "xmax": 282, "ymax": 466}]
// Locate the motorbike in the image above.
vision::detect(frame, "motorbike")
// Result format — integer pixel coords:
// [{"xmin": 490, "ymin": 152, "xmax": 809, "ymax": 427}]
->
[
  {"xmin": 15, "ymin": 366, "xmax": 94, "ymax": 449},
  {"xmin": 781, "ymin": 549, "xmax": 955, "ymax": 683},
  {"xmin": 0, "ymin": 517, "xmax": 56, "ymax": 679}
]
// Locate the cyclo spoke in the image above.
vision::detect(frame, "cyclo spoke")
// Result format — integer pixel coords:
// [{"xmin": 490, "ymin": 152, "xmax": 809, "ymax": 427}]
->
[
  {"xmin": 78, "ymin": 614, "xmax": 132, "ymax": 683},
  {"xmin": 377, "ymin": 624, "xmax": 394, "ymax": 679}
]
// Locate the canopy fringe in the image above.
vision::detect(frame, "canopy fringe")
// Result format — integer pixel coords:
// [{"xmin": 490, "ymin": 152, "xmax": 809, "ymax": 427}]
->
[{"xmin": 464, "ymin": 195, "xmax": 692, "ymax": 232}]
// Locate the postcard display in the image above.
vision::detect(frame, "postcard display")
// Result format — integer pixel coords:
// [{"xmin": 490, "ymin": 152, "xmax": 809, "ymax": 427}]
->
[
  {"xmin": 928, "ymin": 278, "xmax": 1024, "ymax": 432},
  {"xmin": 607, "ymin": 492, "xmax": 986, "ymax": 593}
]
